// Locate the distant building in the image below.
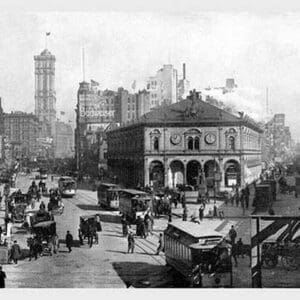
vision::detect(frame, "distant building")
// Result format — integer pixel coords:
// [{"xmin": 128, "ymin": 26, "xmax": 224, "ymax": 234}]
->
[
  {"xmin": 75, "ymin": 80, "xmax": 119, "ymax": 176},
  {"xmin": 137, "ymin": 89, "xmax": 151, "ymax": 119},
  {"xmin": 178, "ymin": 63, "xmax": 190, "ymax": 100},
  {"xmin": 54, "ymin": 121, "xmax": 74, "ymax": 158},
  {"xmin": 0, "ymin": 98, "xmax": 4, "ymax": 161},
  {"xmin": 261, "ymin": 113, "xmax": 292, "ymax": 164},
  {"xmin": 225, "ymin": 78, "xmax": 236, "ymax": 90},
  {"xmin": 34, "ymin": 49, "xmax": 56, "ymax": 140},
  {"xmin": 3, "ymin": 111, "xmax": 41, "ymax": 161},
  {"xmin": 146, "ymin": 64, "xmax": 178, "ymax": 108},
  {"xmin": 115, "ymin": 87, "xmax": 137, "ymax": 124}
]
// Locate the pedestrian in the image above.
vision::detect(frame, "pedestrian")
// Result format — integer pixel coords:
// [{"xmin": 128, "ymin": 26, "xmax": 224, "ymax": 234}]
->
[
  {"xmin": 236, "ymin": 238, "xmax": 244, "ymax": 258},
  {"xmin": 182, "ymin": 207, "xmax": 188, "ymax": 221},
  {"xmin": 156, "ymin": 233, "xmax": 164, "ymax": 255},
  {"xmin": 78, "ymin": 228, "xmax": 83, "ymax": 245},
  {"xmin": 199, "ymin": 203, "xmax": 204, "ymax": 221},
  {"xmin": 235, "ymin": 187, "xmax": 240, "ymax": 207},
  {"xmin": 149, "ymin": 214, "xmax": 154, "ymax": 235},
  {"xmin": 11, "ymin": 240, "xmax": 21, "ymax": 264},
  {"xmin": 39, "ymin": 201, "xmax": 46, "ymax": 211},
  {"xmin": 240, "ymin": 190, "xmax": 246, "ymax": 216},
  {"xmin": 173, "ymin": 194, "xmax": 178, "ymax": 209},
  {"xmin": 245, "ymin": 185, "xmax": 250, "ymax": 209},
  {"xmin": 0, "ymin": 266, "xmax": 6, "ymax": 288},
  {"xmin": 229, "ymin": 225, "xmax": 237, "ymax": 245},
  {"xmin": 181, "ymin": 192, "xmax": 186, "ymax": 208},
  {"xmin": 168, "ymin": 211, "xmax": 172, "ymax": 223},
  {"xmin": 65, "ymin": 231, "xmax": 73, "ymax": 253},
  {"xmin": 28, "ymin": 237, "xmax": 37, "ymax": 261},
  {"xmin": 52, "ymin": 234, "xmax": 59, "ymax": 254},
  {"xmin": 127, "ymin": 232, "xmax": 135, "ymax": 253},
  {"xmin": 213, "ymin": 204, "xmax": 218, "ymax": 217},
  {"xmin": 140, "ymin": 219, "xmax": 146, "ymax": 239},
  {"xmin": 231, "ymin": 243, "xmax": 238, "ymax": 267},
  {"xmin": 121, "ymin": 214, "xmax": 128, "ymax": 237},
  {"xmin": 230, "ymin": 187, "xmax": 235, "ymax": 206},
  {"xmin": 0, "ymin": 226, "xmax": 2, "ymax": 243},
  {"xmin": 88, "ymin": 225, "xmax": 94, "ymax": 248},
  {"xmin": 218, "ymin": 210, "xmax": 224, "ymax": 219}
]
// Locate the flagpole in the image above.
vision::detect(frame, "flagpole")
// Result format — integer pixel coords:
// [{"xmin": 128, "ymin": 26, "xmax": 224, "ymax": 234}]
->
[{"xmin": 45, "ymin": 33, "xmax": 47, "ymax": 49}]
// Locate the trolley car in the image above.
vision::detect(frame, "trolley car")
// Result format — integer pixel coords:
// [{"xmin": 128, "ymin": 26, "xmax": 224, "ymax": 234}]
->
[
  {"xmin": 97, "ymin": 183, "xmax": 121, "ymax": 209},
  {"xmin": 164, "ymin": 221, "xmax": 233, "ymax": 287},
  {"xmin": 118, "ymin": 189, "xmax": 152, "ymax": 223},
  {"xmin": 58, "ymin": 176, "xmax": 76, "ymax": 197}
]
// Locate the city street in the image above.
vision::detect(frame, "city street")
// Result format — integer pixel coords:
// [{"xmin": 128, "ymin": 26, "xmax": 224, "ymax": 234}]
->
[
  {"xmin": 1, "ymin": 174, "xmax": 300, "ymax": 288},
  {"xmin": 0, "ymin": 174, "xmax": 251, "ymax": 288}
]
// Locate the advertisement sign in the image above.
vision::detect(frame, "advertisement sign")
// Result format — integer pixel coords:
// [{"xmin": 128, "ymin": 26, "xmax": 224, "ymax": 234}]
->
[{"xmin": 79, "ymin": 95, "xmax": 115, "ymax": 123}]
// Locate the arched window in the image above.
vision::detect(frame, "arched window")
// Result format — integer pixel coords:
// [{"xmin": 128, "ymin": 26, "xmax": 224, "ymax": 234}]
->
[
  {"xmin": 229, "ymin": 136, "xmax": 235, "ymax": 150},
  {"xmin": 188, "ymin": 137, "xmax": 194, "ymax": 150},
  {"xmin": 194, "ymin": 137, "xmax": 200, "ymax": 150},
  {"xmin": 154, "ymin": 137, "xmax": 159, "ymax": 151}
]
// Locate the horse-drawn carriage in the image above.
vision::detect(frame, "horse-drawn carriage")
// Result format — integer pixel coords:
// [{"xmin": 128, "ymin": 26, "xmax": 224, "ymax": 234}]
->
[
  {"xmin": 29, "ymin": 221, "xmax": 57, "ymax": 256},
  {"xmin": 153, "ymin": 192, "xmax": 171, "ymax": 216},
  {"xmin": 261, "ymin": 219, "xmax": 300, "ymax": 270},
  {"xmin": 38, "ymin": 180, "xmax": 48, "ymax": 196},
  {"xmin": 79, "ymin": 214, "xmax": 102, "ymax": 245},
  {"xmin": 47, "ymin": 189, "xmax": 64, "ymax": 215},
  {"xmin": 27, "ymin": 183, "xmax": 41, "ymax": 206},
  {"xmin": 6, "ymin": 190, "xmax": 31, "ymax": 223}
]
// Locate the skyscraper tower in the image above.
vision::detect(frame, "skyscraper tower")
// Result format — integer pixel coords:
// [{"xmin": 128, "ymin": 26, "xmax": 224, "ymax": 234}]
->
[{"xmin": 34, "ymin": 48, "xmax": 56, "ymax": 139}]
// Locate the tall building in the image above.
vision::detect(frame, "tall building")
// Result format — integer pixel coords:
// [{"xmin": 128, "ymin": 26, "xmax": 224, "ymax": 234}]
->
[
  {"xmin": 146, "ymin": 64, "xmax": 178, "ymax": 108},
  {"xmin": 3, "ymin": 111, "xmax": 41, "ymax": 161},
  {"xmin": 34, "ymin": 49, "xmax": 56, "ymax": 139},
  {"xmin": 75, "ymin": 80, "xmax": 118, "ymax": 177}
]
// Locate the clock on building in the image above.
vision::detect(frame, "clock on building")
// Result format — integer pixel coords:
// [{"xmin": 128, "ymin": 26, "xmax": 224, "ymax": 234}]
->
[
  {"xmin": 170, "ymin": 134, "xmax": 182, "ymax": 145},
  {"xmin": 204, "ymin": 133, "xmax": 216, "ymax": 145}
]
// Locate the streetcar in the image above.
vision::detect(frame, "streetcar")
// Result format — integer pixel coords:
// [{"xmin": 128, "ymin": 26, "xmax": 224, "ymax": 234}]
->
[
  {"xmin": 97, "ymin": 183, "xmax": 122, "ymax": 209},
  {"xmin": 118, "ymin": 189, "xmax": 152, "ymax": 223},
  {"xmin": 58, "ymin": 176, "xmax": 76, "ymax": 197},
  {"xmin": 164, "ymin": 221, "xmax": 233, "ymax": 287}
]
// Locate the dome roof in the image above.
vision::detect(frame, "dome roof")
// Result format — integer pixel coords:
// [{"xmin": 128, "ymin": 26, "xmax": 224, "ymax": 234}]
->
[{"xmin": 40, "ymin": 49, "xmax": 52, "ymax": 56}]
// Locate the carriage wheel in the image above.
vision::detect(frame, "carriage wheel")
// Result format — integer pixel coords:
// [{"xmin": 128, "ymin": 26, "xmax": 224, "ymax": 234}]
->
[{"xmin": 281, "ymin": 255, "xmax": 298, "ymax": 271}]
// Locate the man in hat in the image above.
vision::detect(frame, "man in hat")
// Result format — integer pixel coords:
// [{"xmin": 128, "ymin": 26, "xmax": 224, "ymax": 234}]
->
[
  {"xmin": 11, "ymin": 240, "xmax": 21, "ymax": 264},
  {"xmin": 65, "ymin": 231, "xmax": 73, "ymax": 253},
  {"xmin": 127, "ymin": 232, "xmax": 135, "ymax": 253}
]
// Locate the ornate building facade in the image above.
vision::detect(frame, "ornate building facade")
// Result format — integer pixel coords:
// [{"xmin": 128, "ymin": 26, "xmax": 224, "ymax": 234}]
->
[
  {"xmin": 34, "ymin": 49, "xmax": 56, "ymax": 139},
  {"xmin": 107, "ymin": 91, "xmax": 263, "ymax": 191}
]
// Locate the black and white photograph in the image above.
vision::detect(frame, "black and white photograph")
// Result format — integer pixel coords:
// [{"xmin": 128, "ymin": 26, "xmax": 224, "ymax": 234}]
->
[{"xmin": 0, "ymin": 0, "xmax": 300, "ymax": 290}]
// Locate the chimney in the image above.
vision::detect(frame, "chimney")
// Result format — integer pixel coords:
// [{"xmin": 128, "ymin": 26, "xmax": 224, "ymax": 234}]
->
[{"xmin": 183, "ymin": 63, "xmax": 186, "ymax": 80}]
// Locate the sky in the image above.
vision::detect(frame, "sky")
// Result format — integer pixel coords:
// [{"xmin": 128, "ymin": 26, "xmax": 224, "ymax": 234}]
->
[{"xmin": 1, "ymin": 10, "xmax": 300, "ymax": 139}]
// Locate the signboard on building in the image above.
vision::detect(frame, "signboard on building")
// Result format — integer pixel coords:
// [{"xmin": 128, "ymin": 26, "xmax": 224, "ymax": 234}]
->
[{"xmin": 79, "ymin": 96, "xmax": 115, "ymax": 123}]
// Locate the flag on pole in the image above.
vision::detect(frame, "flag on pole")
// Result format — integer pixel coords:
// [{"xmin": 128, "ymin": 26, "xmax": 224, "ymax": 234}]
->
[
  {"xmin": 60, "ymin": 111, "xmax": 65, "ymax": 115},
  {"xmin": 46, "ymin": 32, "xmax": 51, "ymax": 36},
  {"xmin": 131, "ymin": 80, "xmax": 136, "ymax": 90}
]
